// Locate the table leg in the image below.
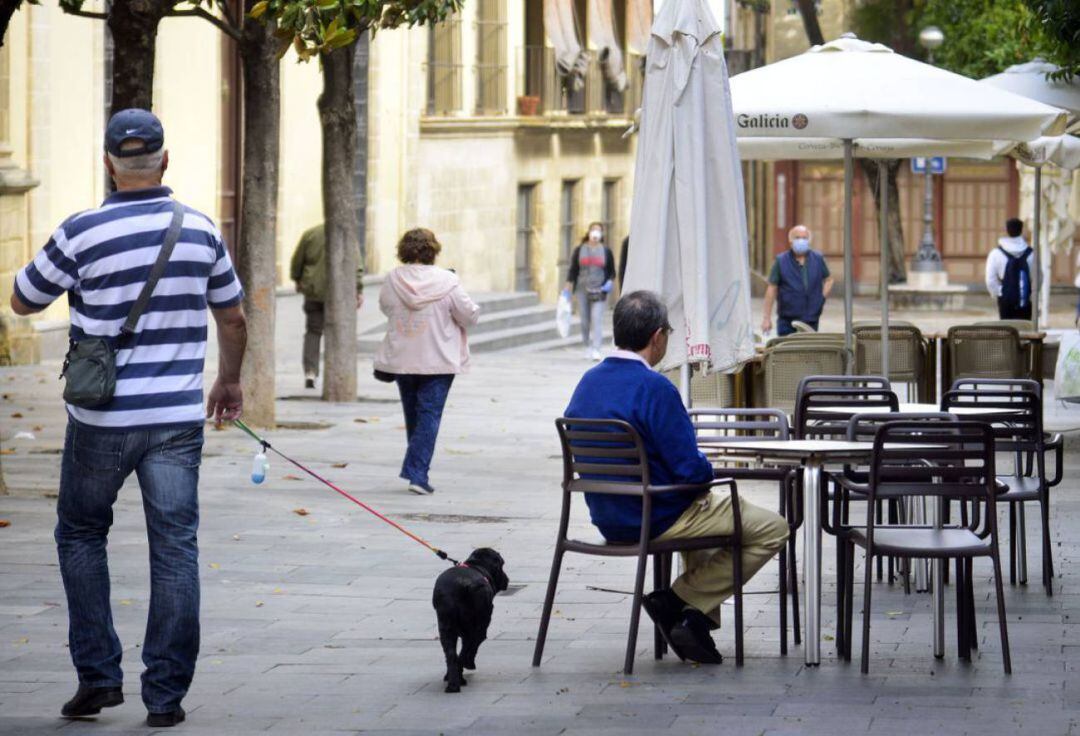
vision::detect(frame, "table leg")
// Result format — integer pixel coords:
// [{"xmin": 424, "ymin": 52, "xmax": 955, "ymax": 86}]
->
[
  {"xmin": 803, "ymin": 459, "xmax": 823, "ymax": 666},
  {"xmin": 913, "ymin": 498, "xmax": 928, "ymax": 593},
  {"xmin": 933, "ymin": 497, "xmax": 945, "ymax": 659},
  {"xmin": 1018, "ymin": 502, "xmax": 1028, "ymax": 585}
]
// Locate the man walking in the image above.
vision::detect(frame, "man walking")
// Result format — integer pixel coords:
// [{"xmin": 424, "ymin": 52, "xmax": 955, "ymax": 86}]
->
[
  {"xmin": 290, "ymin": 223, "xmax": 364, "ymax": 389},
  {"xmin": 761, "ymin": 225, "xmax": 834, "ymax": 336},
  {"xmin": 10, "ymin": 109, "xmax": 248, "ymax": 727},
  {"xmin": 986, "ymin": 217, "xmax": 1034, "ymax": 320}
]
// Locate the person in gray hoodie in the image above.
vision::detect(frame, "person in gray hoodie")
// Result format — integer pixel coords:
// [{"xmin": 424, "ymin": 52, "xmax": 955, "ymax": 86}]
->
[{"xmin": 985, "ymin": 217, "xmax": 1035, "ymax": 320}]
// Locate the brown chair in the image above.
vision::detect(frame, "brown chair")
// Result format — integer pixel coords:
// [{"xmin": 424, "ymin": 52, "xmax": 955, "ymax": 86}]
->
[
  {"xmin": 839, "ymin": 420, "xmax": 1011, "ymax": 674},
  {"xmin": 947, "ymin": 324, "xmax": 1025, "ymax": 382},
  {"xmin": 852, "ymin": 323, "xmax": 929, "ymax": 401},
  {"xmin": 690, "ymin": 408, "xmax": 799, "ymax": 654},
  {"xmin": 763, "ymin": 343, "xmax": 849, "ymax": 415},
  {"xmin": 533, "ymin": 418, "xmax": 744, "ymax": 674}
]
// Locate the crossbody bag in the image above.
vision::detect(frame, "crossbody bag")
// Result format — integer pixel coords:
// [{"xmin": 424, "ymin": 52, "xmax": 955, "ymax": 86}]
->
[{"xmin": 61, "ymin": 201, "xmax": 185, "ymax": 408}]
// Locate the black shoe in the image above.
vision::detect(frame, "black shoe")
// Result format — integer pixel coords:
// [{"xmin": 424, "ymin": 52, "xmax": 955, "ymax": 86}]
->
[
  {"xmin": 642, "ymin": 590, "xmax": 686, "ymax": 660},
  {"xmin": 146, "ymin": 707, "xmax": 185, "ymax": 728},
  {"xmin": 408, "ymin": 481, "xmax": 435, "ymax": 495},
  {"xmin": 61, "ymin": 685, "xmax": 124, "ymax": 718},
  {"xmin": 669, "ymin": 609, "xmax": 724, "ymax": 665},
  {"xmin": 304, "ymin": 378, "xmax": 316, "ymax": 389}
]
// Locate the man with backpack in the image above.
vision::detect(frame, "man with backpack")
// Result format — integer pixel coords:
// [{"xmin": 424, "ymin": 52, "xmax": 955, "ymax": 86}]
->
[{"xmin": 985, "ymin": 217, "xmax": 1035, "ymax": 320}]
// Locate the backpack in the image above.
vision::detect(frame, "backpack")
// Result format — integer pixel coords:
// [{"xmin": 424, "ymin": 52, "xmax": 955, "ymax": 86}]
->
[{"xmin": 998, "ymin": 246, "xmax": 1032, "ymax": 310}]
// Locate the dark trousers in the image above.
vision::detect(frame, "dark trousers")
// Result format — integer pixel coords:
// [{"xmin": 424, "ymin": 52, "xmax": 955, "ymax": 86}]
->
[
  {"xmin": 55, "ymin": 420, "xmax": 203, "ymax": 714},
  {"xmin": 395, "ymin": 374, "xmax": 455, "ymax": 485},
  {"xmin": 302, "ymin": 299, "xmax": 325, "ymax": 376},
  {"xmin": 998, "ymin": 297, "xmax": 1032, "ymax": 321}
]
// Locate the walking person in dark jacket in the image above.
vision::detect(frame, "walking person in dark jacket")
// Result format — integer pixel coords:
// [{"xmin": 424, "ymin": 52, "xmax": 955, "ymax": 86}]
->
[
  {"xmin": 563, "ymin": 222, "xmax": 616, "ymax": 361},
  {"xmin": 761, "ymin": 225, "xmax": 834, "ymax": 336},
  {"xmin": 290, "ymin": 223, "xmax": 365, "ymax": 389}
]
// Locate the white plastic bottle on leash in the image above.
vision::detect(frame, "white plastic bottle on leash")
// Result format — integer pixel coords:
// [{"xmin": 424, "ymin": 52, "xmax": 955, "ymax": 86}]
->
[{"xmin": 251, "ymin": 452, "xmax": 268, "ymax": 484}]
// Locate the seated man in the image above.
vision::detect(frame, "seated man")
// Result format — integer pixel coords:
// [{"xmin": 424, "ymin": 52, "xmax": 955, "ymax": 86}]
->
[{"xmin": 564, "ymin": 290, "xmax": 789, "ymax": 664}]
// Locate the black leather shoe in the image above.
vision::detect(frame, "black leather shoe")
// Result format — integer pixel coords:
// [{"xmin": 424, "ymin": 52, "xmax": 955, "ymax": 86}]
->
[
  {"xmin": 669, "ymin": 609, "xmax": 724, "ymax": 665},
  {"xmin": 642, "ymin": 590, "xmax": 687, "ymax": 661},
  {"xmin": 61, "ymin": 685, "xmax": 124, "ymax": 718},
  {"xmin": 304, "ymin": 378, "xmax": 316, "ymax": 389},
  {"xmin": 146, "ymin": 707, "xmax": 185, "ymax": 727}
]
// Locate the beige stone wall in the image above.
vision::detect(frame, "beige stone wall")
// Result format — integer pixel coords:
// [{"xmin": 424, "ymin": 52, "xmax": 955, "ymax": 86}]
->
[{"xmin": 769, "ymin": 0, "xmax": 856, "ymax": 62}]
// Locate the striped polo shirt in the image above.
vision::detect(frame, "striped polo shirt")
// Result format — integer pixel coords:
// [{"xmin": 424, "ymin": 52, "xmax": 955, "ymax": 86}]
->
[{"xmin": 14, "ymin": 186, "xmax": 244, "ymax": 430}]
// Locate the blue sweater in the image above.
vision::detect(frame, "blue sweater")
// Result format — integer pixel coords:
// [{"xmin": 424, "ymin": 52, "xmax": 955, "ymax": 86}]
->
[{"xmin": 564, "ymin": 357, "xmax": 714, "ymax": 542}]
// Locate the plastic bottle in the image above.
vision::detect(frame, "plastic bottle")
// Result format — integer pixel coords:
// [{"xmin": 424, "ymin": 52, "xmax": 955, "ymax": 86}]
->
[{"xmin": 251, "ymin": 452, "xmax": 268, "ymax": 484}]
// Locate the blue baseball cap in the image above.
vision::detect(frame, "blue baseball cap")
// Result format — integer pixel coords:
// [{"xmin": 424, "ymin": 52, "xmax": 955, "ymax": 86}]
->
[{"xmin": 105, "ymin": 108, "xmax": 164, "ymax": 158}]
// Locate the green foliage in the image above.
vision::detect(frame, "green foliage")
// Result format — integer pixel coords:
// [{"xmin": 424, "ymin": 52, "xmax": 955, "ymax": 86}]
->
[
  {"xmin": 253, "ymin": 0, "xmax": 463, "ymax": 60},
  {"xmin": 1023, "ymin": 0, "xmax": 1080, "ymax": 80}
]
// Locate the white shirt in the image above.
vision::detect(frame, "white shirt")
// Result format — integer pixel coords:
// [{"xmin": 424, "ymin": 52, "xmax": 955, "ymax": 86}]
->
[
  {"xmin": 609, "ymin": 349, "xmax": 652, "ymax": 369},
  {"xmin": 985, "ymin": 236, "xmax": 1034, "ymax": 299}
]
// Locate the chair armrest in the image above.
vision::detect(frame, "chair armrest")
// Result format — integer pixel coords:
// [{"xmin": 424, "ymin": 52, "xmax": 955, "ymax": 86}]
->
[
  {"xmin": 646, "ymin": 478, "xmax": 737, "ymax": 496},
  {"xmin": 832, "ymin": 474, "xmax": 870, "ymax": 496},
  {"xmin": 1046, "ymin": 433, "xmax": 1064, "ymax": 488}
]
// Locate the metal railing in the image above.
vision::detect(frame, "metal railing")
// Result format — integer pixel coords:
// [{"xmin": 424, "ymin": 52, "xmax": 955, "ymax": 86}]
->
[{"xmin": 517, "ymin": 46, "xmax": 643, "ymax": 117}]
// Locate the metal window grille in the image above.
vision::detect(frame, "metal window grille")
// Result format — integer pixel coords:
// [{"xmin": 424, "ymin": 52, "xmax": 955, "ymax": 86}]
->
[
  {"xmin": 427, "ymin": 15, "xmax": 462, "ymax": 115},
  {"xmin": 475, "ymin": 0, "xmax": 507, "ymax": 114},
  {"xmin": 560, "ymin": 180, "xmax": 579, "ymax": 283},
  {"xmin": 516, "ymin": 184, "xmax": 537, "ymax": 291},
  {"xmin": 602, "ymin": 178, "xmax": 619, "ymax": 246}
]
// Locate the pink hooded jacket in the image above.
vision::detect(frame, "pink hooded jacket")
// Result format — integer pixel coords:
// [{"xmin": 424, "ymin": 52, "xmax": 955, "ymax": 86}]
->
[{"xmin": 374, "ymin": 265, "xmax": 481, "ymax": 375}]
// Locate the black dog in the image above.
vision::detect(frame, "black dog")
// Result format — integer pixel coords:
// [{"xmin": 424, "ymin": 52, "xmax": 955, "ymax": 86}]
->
[{"xmin": 432, "ymin": 548, "xmax": 508, "ymax": 693}]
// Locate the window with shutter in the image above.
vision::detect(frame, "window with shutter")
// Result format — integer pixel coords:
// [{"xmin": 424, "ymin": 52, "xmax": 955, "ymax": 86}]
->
[
  {"xmin": 475, "ymin": 0, "xmax": 507, "ymax": 114},
  {"xmin": 427, "ymin": 15, "xmax": 462, "ymax": 115}
]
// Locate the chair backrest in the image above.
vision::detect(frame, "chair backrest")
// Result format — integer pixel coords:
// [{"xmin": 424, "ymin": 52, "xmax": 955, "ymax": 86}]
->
[
  {"xmin": 766, "ymin": 333, "xmax": 845, "ymax": 350},
  {"xmin": 795, "ymin": 374, "xmax": 891, "ymax": 403},
  {"xmin": 689, "ymin": 408, "xmax": 790, "ymax": 442},
  {"xmin": 791, "ymin": 320, "xmax": 816, "ymax": 333},
  {"xmin": 794, "ymin": 386, "xmax": 899, "ymax": 440},
  {"xmin": 853, "ymin": 323, "xmax": 926, "ymax": 381},
  {"xmin": 869, "ymin": 421, "xmax": 998, "ymax": 507},
  {"xmin": 975, "ymin": 319, "xmax": 1035, "ymax": 333},
  {"xmin": 940, "ymin": 387, "xmax": 1043, "ymax": 454},
  {"xmin": 764, "ymin": 344, "xmax": 849, "ymax": 414},
  {"xmin": 661, "ymin": 366, "xmax": 735, "ymax": 408},
  {"xmin": 949, "ymin": 377, "xmax": 1042, "ymax": 398},
  {"xmin": 947, "ymin": 324, "xmax": 1023, "ymax": 381},
  {"xmin": 843, "ymin": 412, "xmax": 954, "ymax": 481},
  {"xmin": 555, "ymin": 418, "xmax": 649, "ymax": 495}
]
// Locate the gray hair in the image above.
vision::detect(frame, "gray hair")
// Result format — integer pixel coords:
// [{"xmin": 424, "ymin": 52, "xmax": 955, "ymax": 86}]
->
[
  {"xmin": 107, "ymin": 147, "xmax": 165, "ymax": 175},
  {"xmin": 613, "ymin": 290, "xmax": 671, "ymax": 351}
]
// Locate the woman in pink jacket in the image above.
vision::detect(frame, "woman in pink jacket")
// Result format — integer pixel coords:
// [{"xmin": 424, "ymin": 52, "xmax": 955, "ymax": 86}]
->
[{"xmin": 374, "ymin": 229, "xmax": 480, "ymax": 495}]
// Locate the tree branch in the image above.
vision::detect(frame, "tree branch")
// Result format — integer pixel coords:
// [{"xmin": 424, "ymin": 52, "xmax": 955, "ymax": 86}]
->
[
  {"xmin": 794, "ymin": 0, "xmax": 825, "ymax": 46},
  {"xmin": 62, "ymin": 6, "xmax": 108, "ymax": 19},
  {"xmin": 169, "ymin": 6, "xmax": 241, "ymax": 40},
  {"xmin": 216, "ymin": 0, "xmax": 237, "ymax": 31}
]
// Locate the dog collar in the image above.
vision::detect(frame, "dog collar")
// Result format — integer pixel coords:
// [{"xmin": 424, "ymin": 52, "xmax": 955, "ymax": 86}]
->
[{"xmin": 458, "ymin": 562, "xmax": 494, "ymax": 593}]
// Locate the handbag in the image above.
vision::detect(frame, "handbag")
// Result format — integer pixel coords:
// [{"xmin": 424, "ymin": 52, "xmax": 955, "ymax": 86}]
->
[
  {"xmin": 61, "ymin": 201, "xmax": 185, "ymax": 408},
  {"xmin": 373, "ymin": 369, "xmax": 397, "ymax": 383}
]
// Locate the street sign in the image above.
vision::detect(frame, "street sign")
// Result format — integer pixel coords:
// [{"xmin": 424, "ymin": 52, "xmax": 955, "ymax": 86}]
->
[{"xmin": 911, "ymin": 156, "xmax": 947, "ymax": 175}]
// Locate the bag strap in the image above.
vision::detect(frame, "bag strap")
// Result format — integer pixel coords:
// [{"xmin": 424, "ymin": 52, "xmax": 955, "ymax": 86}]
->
[{"xmin": 121, "ymin": 201, "xmax": 184, "ymax": 338}]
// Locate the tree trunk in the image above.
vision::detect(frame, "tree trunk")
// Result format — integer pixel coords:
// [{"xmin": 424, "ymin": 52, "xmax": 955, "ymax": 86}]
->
[
  {"xmin": 107, "ymin": 0, "xmax": 173, "ymax": 112},
  {"xmin": 860, "ymin": 159, "xmax": 908, "ymax": 284},
  {"xmin": 318, "ymin": 43, "xmax": 359, "ymax": 402},
  {"xmin": 0, "ymin": 0, "xmax": 22, "ymax": 48},
  {"xmin": 794, "ymin": 0, "xmax": 825, "ymax": 46},
  {"xmin": 236, "ymin": 8, "xmax": 280, "ymax": 427}
]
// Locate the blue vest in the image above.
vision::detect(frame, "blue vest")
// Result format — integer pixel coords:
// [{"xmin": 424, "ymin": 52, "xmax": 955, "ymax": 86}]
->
[{"xmin": 776, "ymin": 250, "xmax": 827, "ymax": 322}]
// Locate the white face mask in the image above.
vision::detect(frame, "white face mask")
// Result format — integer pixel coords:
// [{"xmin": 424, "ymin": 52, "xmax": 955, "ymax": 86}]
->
[{"xmin": 589, "ymin": 229, "xmax": 602, "ymax": 243}]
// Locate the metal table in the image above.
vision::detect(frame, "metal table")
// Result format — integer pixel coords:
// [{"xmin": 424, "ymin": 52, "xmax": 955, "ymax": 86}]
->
[{"xmin": 705, "ymin": 439, "xmax": 927, "ymax": 666}]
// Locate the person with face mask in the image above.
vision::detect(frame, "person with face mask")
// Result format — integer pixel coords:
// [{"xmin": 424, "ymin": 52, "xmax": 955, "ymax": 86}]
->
[
  {"xmin": 761, "ymin": 224, "xmax": 834, "ymax": 336},
  {"xmin": 564, "ymin": 221, "xmax": 616, "ymax": 360}
]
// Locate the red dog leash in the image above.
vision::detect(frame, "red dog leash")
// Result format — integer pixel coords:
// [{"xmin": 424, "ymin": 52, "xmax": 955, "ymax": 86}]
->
[{"xmin": 233, "ymin": 419, "xmax": 459, "ymax": 565}]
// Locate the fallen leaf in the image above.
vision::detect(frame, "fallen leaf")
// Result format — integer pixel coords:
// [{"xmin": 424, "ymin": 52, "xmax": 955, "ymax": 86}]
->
[
  {"xmin": 1, "ymin": 393, "xmax": 9, "ymax": 400},
  {"xmin": 119, "ymin": 599, "xmax": 132, "ymax": 606},
  {"xmin": 282, "ymin": 474, "xmax": 303, "ymax": 481},
  {"xmin": 32, "ymin": 425, "xmax": 43, "ymax": 432},
  {"xmin": 0, "ymin": 449, "xmax": 15, "ymax": 455},
  {"xmin": 823, "ymin": 634, "xmax": 835, "ymax": 641},
  {"xmin": 0, "ymin": 520, "xmax": 10, "ymax": 528},
  {"xmin": 209, "ymin": 563, "xmax": 220, "ymax": 570},
  {"xmin": 331, "ymin": 462, "xmax": 348, "ymax": 468},
  {"xmin": 10, "ymin": 412, "xmax": 22, "ymax": 418},
  {"xmin": 255, "ymin": 601, "xmax": 264, "ymax": 608},
  {"xmin": 885, "ymin": 611, "xmax": 904, "ymax": 617},
  {"xmin": 14, "ymin": 637, "xmax": 28, "ymax": 645},
  {"xmin": 272, "ymin": 587, "xmax": 284, "ymax": 594},
  {"xmin": 293, "ymin": 508, "xmax": 309, "ymax": 516},
  {"xmin": 353, "ymin": 418, "xmax": 368, "ymax": 424}
]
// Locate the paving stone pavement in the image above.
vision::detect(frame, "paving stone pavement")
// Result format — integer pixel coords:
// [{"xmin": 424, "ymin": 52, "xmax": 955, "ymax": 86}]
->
[{"xmin": 3, "ymin": 293, "xmax": 1080, "ymax": 735}]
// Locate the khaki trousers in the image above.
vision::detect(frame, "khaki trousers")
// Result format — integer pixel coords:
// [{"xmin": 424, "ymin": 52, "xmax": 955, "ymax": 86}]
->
[{"xmin": 655, "ymin": 491, "xmax": 789, "ymax": 625}]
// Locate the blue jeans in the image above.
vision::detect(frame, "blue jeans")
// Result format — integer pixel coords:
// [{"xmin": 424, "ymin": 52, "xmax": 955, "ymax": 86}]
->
[
  {"xmin": 55, "ymin": 419, "xmax": 203, "ymax": 714},
  {"xmin": 395, "ymin": 374, "xmax": 454, "ymax": 485}
]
